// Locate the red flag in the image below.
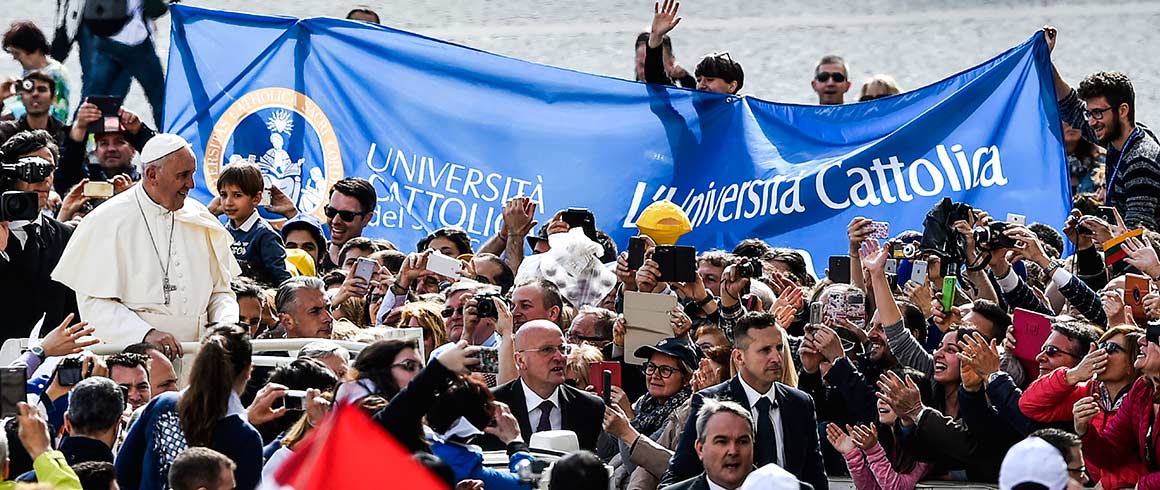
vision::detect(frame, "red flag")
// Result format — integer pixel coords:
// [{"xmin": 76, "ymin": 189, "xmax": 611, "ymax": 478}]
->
[{"xmin": 266, "ymin": 402, "xmax": 447, "ymax": 490}]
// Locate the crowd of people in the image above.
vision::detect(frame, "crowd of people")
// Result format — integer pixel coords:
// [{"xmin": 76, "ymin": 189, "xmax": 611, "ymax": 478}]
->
[{"xmin": 2, "ymin": 2, "xmax": 1160, "ymax": 490}]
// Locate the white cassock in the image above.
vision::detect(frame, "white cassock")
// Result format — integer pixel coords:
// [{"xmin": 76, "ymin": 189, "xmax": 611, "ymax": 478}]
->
[{"xmin": 51, "ymin": 184, "xmax": 241, "ymax": 348}]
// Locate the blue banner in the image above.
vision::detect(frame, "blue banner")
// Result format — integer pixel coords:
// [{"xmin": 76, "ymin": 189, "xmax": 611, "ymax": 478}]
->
[{"xmin": 165, "ymin": 5, "xmax": 1069, "ymax": 269}]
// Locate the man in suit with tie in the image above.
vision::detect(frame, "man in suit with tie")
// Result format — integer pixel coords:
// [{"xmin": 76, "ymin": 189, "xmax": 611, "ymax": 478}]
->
[
  {"xmin": 488, "ymin": 319, "xmax": 604, "ymax": 451},
  {"xmin": 0, "ymin": 129, "xmax": 78, "ymax": 341},
  {"xmin": 661, "ymin": 311, "xmax": 828, "ymax": 490}
]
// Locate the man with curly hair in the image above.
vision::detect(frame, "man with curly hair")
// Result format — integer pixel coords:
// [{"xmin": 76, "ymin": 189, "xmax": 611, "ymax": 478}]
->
[{"xmin": 1045, "ymin": 27, "xmax": 1160, "ymax": 230}]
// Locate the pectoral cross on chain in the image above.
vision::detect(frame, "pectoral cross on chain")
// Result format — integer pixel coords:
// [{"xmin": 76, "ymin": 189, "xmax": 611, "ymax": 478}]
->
[{"xmin": 163, "ymin": 277, "xmax": 177, "ymax": 305}]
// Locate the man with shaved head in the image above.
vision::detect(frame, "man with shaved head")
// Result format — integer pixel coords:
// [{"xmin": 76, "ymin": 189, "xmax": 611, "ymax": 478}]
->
[
  {"xmin": 484, "ymin": 320, "xmax": 604, "ymax": 451},
  {"xmin": 54, "ymin": 134, "xmax": 241, "ymax": 356}
]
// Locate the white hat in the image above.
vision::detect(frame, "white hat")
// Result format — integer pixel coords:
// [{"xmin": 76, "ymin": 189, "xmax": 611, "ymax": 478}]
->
[
  {"xmin": 999, "ymin": 437, "xmax": 1068, "ymax": 490},
  {"xmin": 140, "ymin": 133, "xmax": 192, "ymax": 164},
  {"xmin": 740, "ymin": 463, "xmax": 800, "ymax": 490}
]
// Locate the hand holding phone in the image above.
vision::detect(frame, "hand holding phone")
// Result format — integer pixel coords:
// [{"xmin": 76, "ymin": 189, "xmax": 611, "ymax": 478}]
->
[
  {"xmin": 82, "ymin": 181, "xmax": 114, "ymax": 199},
  {"xmin": 353, "ymin": 257, "xmax": 377, "ymax": 283},
  {"xmin": 828, "ymin": 256, "xmax": 851, "ymax": 284},
  {"xmin": 85, "ymin": 96, "xmax": 124, "ymax": 134},
  {"xmin": 426, "ymin": 252, "xmax": 463, "ymax": 278}
]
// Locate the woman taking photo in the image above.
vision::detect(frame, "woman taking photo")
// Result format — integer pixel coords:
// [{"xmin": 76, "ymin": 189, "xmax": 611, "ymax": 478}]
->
[
  {"xmin": 116, "ymin": 325, "xmax": 263, "ymax": 490},
  {"xmin": 335, "ymin": 339, "xmax": 425, "ymax": 403}
]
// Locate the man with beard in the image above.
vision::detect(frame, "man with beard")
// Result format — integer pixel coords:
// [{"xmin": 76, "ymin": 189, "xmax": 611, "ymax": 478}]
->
[
  {"xmin": 663, "ymin": 312, "xmax": 828, "ymax": 490},
  {"xmin": 1046, "ymin": 26, "xmax": 1160, "ymax": 229}
]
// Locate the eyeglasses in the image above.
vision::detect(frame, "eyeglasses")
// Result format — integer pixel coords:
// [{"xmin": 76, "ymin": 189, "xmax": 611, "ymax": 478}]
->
[
  {"xmin": 859, "ymin": 94, "xmax": 885, "ymax": 102},
  {"xmin": 1041, "ymin": 344, "xmax": 1081, "ymax": 359},
  {"xmin": 324, "ymin": 205, "xmax": 368, "ymax": 222},
  {"xmin": 392, "ymin": 360, "xmax": 422, "ymax": 372},
  {"xmin": 1083, "ymin": 106, "xmax": 1114, "ymax": 120},
  {"xmin": 816, "ymin": 72, "xmax": 846, "ymax": 83},
  {"xmin": 1100, "ymin": 341, "xmax": 1124, "ymax": 355},
  {"xmin": 441, "ymin": 305, "xmax": 463, "ymax": 318},
  {"xmin": 643, "ymin": 362, "xmax": 680, "ymax": 379},
  {"xmin": 708, "ymin": 51, "xmax": 734, "ymax": 64},
  {"xmin": 473, "ymin": 275, "xmax": 492, "ymax": 284},
  {"xmin": 517, "ymin": 344, "xmax": 572, "ymax": 356}
]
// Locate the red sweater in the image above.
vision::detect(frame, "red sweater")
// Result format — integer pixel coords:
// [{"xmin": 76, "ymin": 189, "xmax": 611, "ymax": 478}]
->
[
  {"xmin": 1084, "ymin": 378, "xmax": 1160, "ymax": 489},
  {"xmin": 1021, "ymin": 367, "xmax": 1145, "ymax": 489}
]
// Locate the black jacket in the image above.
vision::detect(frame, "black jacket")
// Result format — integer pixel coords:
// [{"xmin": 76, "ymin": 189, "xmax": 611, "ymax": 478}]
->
[
  {"xmin": 0, "ymin": 215, "xmax": 78, "ymax": 341},
  {"xmin": 479, "ymin": 378, "xmax": 604, "ymax": 452},
  {"xmin": 660, "ymin": 377, "xmax": 829, "ymax": 490},
  {"xmin": 665, "ymin": 472, "xmax": 815, "ymax": 490}
]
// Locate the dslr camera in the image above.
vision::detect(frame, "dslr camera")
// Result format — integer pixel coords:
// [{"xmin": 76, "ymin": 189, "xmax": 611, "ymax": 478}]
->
[
  {"xmin": 474, "ymin": 292, "xmax": 511, "ymax": 320},
  {"xmin": 734, "ymin": 257, "xmax": 764, "ymax": 279},
  {"xmin": 973, "ymin": 221, "xmax": 1019, "ymax": 252}
]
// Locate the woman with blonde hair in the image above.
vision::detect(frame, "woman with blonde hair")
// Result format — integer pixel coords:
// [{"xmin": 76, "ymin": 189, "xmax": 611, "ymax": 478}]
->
[
  {"xmin": 397, "ymin": 301, "xmax": 450, "ymax": 359},
  {"xmin": 859, "ymin": 74, "xmax": 902, "ymax": 102}
]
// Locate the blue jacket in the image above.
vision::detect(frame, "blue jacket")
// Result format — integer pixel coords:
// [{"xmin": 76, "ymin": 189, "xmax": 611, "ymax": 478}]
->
[
  {"xmin": 115, "ymin": 391, "xmax": 263, "ymax": 490},
  {"xmin": 226, "ymin": 211, "xmax": 291, "ymax": 287},
  {"xmin": 430, "ymin": 439, "xmax": 534, "ymax": 490}
]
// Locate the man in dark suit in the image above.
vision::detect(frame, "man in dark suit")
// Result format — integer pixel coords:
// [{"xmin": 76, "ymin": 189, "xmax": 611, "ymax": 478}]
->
[
  {"xmin": 664, "ymin": 399, "xmax": 755, "ymax": 490},
  {"xmin": 487, "ymin": 319, "xmax": 603, "ymax": 451},
  {"xmin": 661, "ymin": 311, "xmax": 829, "ymax": 490},
  {"xmin": 0, "ymin": 129, "xmax": 78, "ymax": 342}
]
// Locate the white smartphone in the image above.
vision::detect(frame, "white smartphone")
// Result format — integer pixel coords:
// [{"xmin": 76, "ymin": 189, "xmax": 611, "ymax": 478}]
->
[
  {"xmin": 910, "ymin": 260, "xmax": 929, "ymax": 286},
  {"xmin": 259, "ymin": 188, "xmax": 272, "ymax": 207},
  {"xmin": 1007, "ymin": 213, "xmax": 1026, "ymax": 226},
  {"xmin": 426, "ymin": 252, "xmax": 463, "ymax": 278},
  {"xmin": 885, "ymin": 258, "xmax": 898, "ymax": 276},
  {"xmin": 353, "ymin": 257, "xmax": 376, "ymax": 282}
]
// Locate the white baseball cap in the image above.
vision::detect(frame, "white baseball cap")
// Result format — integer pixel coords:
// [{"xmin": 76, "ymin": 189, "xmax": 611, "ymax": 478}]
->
[{"xmin": 999, "ymin": 437, "xmax": 1068, "ymax": 490}]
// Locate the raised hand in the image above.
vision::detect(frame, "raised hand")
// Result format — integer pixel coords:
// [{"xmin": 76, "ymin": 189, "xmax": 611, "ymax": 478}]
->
[
  {"xmin": 636, "ymin": 259, "xmax": 663, "ymax": 293},
  {"xmin": 1101, "ymin": 290, "xmax": 1131, "ymax": 326},
  {"xmin": 691, "ymin": 357, "xmax": 722, "ymax": 392},
  {"xmin": 246, "ymin": 382, "xmax": 289, "ymax": 426},
  {"xmin": 57, "ymin": 180, "xmax": 91, "ymax": 223},
  {"xmin": 859, "ymin": 239, "xmax": 889, "ymax": 274},
  {"xmin": 1042, "ymin": 25, "xmax": 1058, "ymax": 54},
  {"xmin": 39, "ymin": 313, "xmax": 100, "ymax": 357},
  {"xmin": 437, "ymin": 340, "xmax": 481, "ymax": 374},
  {"xmin": 1066, "ymin": 344, "xmax": 1108, "ymax": 385},
  {"xmin": 1145, "ymin": 292, "xmax": 1160, "ymax": 321},
  {"xmin": 825, "ymin": 423, "xmax": 858, "ymax": 456},
  {"xmin": 904, "ymin": 281, "xmax": 933, "ymax": 318},
  {"xmin": 849, "ymin": 424, "xmax": 878, "ymax": 450},
  {"xmin": 649, "ymin": 0, "xmax": 682, "ymax": 48},
  {"xmin": 1063, "ymin": 209, "xmax": 1095, "ymax": 250},
  {"xmin": 773, "ymin": 304, "xmax": 796, "ymax": 330},
  {"xmin": 502, "ymin": 196, "xmax": 538, "ymax": 238},
  {"xmin": 811, "ymin": 325, "xmax": 846, "ymax": 363},
  {"xmin": 616, "ymin": 252, "xmax": 639, "ymax": 291},
  {"xmin": 603, "ymin": 403, "xmax": 636, "ymax": 442},
  {"xmin": 1123, "ymin": 236, "xmax": 1160, "ymax": 279},
  {"xmin": 876, "ymin": 371, "xmax": 923, "ymax": 423},
  {"xmin": 668, "ymin": 304, "xmax": 693, "ymax": 338},
  {"xmin": 958, "ymin": 332, "xmax": 1000, "ymax": 379},
  {"xmin": 485, "ymin": 401, "xmax": 522, "ymax": 444},
  {"xmin": 847, "ymin": 217, "xmax": 874, "ymax": 253},
  {"xmin": 1073, "ymin": 395, "xmax": 1099, "ymax": 436},
  {"xmin": 771, "ymin": 285, "xmax": 803, "ymax": 318},
  {"xmin": 69, "ymin": 102, "xmax": 102, "ymax": 142},
  {"xmin": 266, "ymin": 185, "xmax": 298, "ymax": 219}
]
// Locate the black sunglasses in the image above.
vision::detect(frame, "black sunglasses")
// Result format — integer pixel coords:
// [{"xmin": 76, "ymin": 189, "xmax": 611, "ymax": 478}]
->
[
  {"xmin": 1041, "ymin": 345, "xmax": 1080, "ymax": 359},
  {"xmin": 816, "ymin": 72, "xmax": 846, "ymax": 83},
  {"xmin": 1100, "ymin": 341, "xmax": 1124, "ymax": 355},
  {"xmin": 324, "ymin": 205, "xmax": 367, "ymax": 222},
  {"xmin": 392, "ymin": 360, "xmax": 422, "ymax": 372}
]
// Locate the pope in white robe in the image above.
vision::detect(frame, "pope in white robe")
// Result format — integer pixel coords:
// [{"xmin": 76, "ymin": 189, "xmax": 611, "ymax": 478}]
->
[{"xmin": 52, "ymin": 134, "xmax": 240, "ymax": 353}]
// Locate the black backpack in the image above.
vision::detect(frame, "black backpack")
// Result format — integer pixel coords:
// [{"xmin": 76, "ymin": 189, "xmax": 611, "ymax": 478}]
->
[{"xmin": 82, "ymin": 0, "xmax": 130, "ymax": 37}]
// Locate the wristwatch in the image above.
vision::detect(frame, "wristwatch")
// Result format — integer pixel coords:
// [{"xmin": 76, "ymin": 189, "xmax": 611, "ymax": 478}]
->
[
  {"xmin": 29, "ymin": 344, "xmax": 45, "ymax": 361},
  {"xmin": 1044, "ymin": 259, "xmax": 1066, "ymax": 279}
]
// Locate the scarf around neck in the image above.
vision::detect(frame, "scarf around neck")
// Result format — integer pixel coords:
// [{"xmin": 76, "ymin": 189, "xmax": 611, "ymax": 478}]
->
[{"xmin": 632, "ymin": 385, "xmax": 692, "ymax": 436}]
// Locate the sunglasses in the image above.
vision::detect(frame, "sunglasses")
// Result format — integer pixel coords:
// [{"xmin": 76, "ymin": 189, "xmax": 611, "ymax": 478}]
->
[
  {"xmin": 392, "ymin": 360, "xmax": 422, "ymax": 372},
  {"xmin": 1041, "ymin": 344, "xmax": 1080, "ymax": 359},
  {"xmin": 324, "ymin": 205, "xmax": 368, "ymax": 222},
  {"xmin": 441, "ymin": 305, "xmax": 463, "ymax": 318},
  {"xmin": 859, "ymin": 94, "xmax": 886, "ymax": 102},
  {"xmin": 816, "ymin": 72, "xmax": 846, "ymax": 83},
  {"xmin": 1100, "ymin": 341, "xmax": 1124, "ymax": 355}
]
